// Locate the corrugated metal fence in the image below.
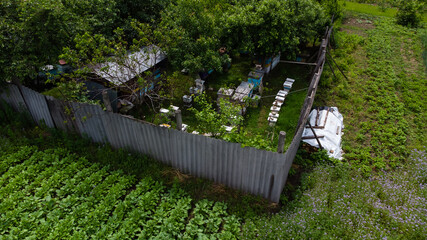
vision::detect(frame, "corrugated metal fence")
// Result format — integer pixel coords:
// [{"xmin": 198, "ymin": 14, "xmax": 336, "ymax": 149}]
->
[
  {"xmin": 0, "ymin": 85, "xmax": 288, "ymax": 201},
  {"xmin": 0, "ymin": 28, "xmax": 331, "ymax": 202}
]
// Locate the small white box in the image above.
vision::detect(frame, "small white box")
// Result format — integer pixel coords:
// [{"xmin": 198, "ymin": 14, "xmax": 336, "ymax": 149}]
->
[
  {"xmin": 275, "ymin": 96, "xmax": 285, "ymax": 102},
  {"xmin": 270, "ymin": 105, "xmax": 281, "ymax": 112},
  {"xmin": 277, "ymin": 91, "xmax": 287, "ymax": 98},
  {"xmin": 160, "ymin": 108, "xmax": 170, "ymax": 114},
  {"xmin": 268, "ymin": 116, "xmax": 278, "ymax": 123},
  {"xmin": 269, "ymin": 112, "xmax": 279, "ymax": 118},
  {"xmin": 273, "ymin": 100, "xmax": 283, "ymax": 107}
]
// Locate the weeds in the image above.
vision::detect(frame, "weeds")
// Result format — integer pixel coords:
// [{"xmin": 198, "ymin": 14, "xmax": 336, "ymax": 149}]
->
[{"xmin": 242, "ymin": 148, "xmax": 427, "ymax": 239}]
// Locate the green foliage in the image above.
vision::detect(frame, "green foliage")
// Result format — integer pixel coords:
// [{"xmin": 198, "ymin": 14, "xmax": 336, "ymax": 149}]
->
[
  {"xmin": 395, "ymin": 0, "xmax": 425, "ymax": 27},
  {"xmin": 224, "ymin": 0, "xmax": 329, "ymax": 57},
  {"xmin": 0, "ymin": 0, "xmax": 118, "ymax": 84},
  {"xmin": 294, "ymin": 147, "xmax": 339, "ymax": 169},
  {"xmin": 318, "ymin": 16, "xmax": 426, "ymax": 171},
  {"xmin": 44, "ymin": 77, "xmax": 98, "ymax": 104},
  {"xmin": 0, "ymin": 139, "xmax": 241, "ymax": 239},
  {"xmin": 60, "ymin": 20, "xmax": 166, "ymax": 105},
  {"xmin": 242, "ymin": 148, "xmax": 427, "ymax": 239},
  {"xmin": 317, "ymin": 0, "xmax": 344, "ymax": 20},
  {"xmin": 164, "ymin": 71, "xmax": 194, "ymax": 102},
  {"xmin": 222, "ymin": 131, "xmax": 275, "ymax": 151},
  {"xmin": 160, "ymin": 0, "xmax": 232, "ymax": 73},
  {"xmin": 0, "ymin": 99, "xmax": 34, "ymax": 128},
  {"xmin": 115, "ymin": 0, "xmax": 170, "ymax": 24},
  {"xmin": 190, "ymin": 92, "xmax": 243, "ymax": 136}
]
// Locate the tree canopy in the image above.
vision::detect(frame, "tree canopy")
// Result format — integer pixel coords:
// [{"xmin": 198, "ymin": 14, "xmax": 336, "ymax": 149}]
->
[
  {"xmin": 0, "ymin": 0, "xmax": 338, "ymax": 85},
  {"xmin": 0, "ymin": 0, "xmax": 171, "ymax": 85},
  {"xmin": 160, "ymin": 0, "xmax": 332, "ymax": 73}
]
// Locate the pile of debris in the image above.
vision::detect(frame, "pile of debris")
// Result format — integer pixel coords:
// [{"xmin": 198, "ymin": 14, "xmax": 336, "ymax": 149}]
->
[{"xmin": 267, "ymin": 78, "xmax": 294, "ymax": 126}]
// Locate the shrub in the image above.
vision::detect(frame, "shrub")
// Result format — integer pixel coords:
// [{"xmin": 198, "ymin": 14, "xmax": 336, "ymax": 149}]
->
[{"xmin": 395, "ymin": 0, "xmax": 424, "ymax": 27}]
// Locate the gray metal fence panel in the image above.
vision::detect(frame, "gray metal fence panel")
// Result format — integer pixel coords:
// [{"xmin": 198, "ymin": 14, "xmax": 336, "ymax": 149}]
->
[
  {"xmin": 21, "ymin": 86, "xmax": 55, "ymax": 128},
  {"xmin": 0, "ymin": 85, "xmax": 28, "ymax": 112},
  {"xmin": 71, "ymin": 102, "xmax": 107, "ymax": 143},
  {"xmin": 45, "ymin": 96, "xmax": 77, "ymax": 132}
]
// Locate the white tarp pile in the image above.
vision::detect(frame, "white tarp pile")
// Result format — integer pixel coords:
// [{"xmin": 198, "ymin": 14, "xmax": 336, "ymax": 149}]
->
[{"xmin": 302, "ymin": 107, "xmax": 344, "ymax": 159}]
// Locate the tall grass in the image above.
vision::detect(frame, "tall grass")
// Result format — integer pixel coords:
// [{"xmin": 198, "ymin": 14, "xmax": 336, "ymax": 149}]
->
[{"xmin": 242, "ymin": 148, "xmax": 427, "ymax": 239}]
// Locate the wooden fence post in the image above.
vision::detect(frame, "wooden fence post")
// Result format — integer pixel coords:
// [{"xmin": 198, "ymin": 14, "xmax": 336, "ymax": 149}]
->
[
  {"xmin": 277, "ymin": 131, "xmax": 286, "ymax": 153},
  {"xmin": 102, "ymin": 90, "xmax": 113, "ymax": 112},
  {"xmin": 176, "ymin": 109, "xmax": 182, "ymax": 131}
]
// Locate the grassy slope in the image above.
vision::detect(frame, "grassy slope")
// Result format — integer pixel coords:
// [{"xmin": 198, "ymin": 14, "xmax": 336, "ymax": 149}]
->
[
  {"xmin": 241, "ymin": 7, "xmax": 427, "ymax": 240},
  {"xmin": 318, "ymin": 15, "xmax": 426, "ymax": 171},
  {"xmin": 342, "ymin": 1, "xmax": 427, "ymax": 22}
]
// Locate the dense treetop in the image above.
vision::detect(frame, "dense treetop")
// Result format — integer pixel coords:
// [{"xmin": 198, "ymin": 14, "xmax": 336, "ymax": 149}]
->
[{"xmin": 0, "ymin": 0, "xmax": 339, "ymax": 85}]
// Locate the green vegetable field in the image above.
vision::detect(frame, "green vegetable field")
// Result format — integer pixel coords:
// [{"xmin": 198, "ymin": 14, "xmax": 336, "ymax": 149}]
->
[{"xmin": 0, "ymin": 145, "xmax": 240, "ymax": 239}]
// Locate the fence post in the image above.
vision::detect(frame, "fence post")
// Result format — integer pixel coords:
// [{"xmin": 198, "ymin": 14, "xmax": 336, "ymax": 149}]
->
[
  {"xmin": 277, "ymin": 131, "xmax": 286, "ymax": 153},
  {"xmin": 176, "ymin": 109, "xmax": 182, "ymax": 131},
  {"xmin": 102, "ymin": 90, "xmax": 113, "ymax": 112}
]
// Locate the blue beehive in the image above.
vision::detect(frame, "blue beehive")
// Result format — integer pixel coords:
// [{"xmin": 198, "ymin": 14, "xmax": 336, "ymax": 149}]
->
[{"xmin": 248, "ymin": 71, "xmax": 264, "ymax": 89}]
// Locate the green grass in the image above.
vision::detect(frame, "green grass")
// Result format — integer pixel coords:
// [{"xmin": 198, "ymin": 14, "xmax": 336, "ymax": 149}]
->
[
  {"xmin": 207, "ymin": 55, "xmax": 253, "ymax": 90},
  {"xmin": 318, "ymin": 17, "xmax": 426, "ymax": 171},
  {"xmin": 342, "ymin": 1, "xmax": 427, "ymax": 22},
  {"xmin": 343, "ymin": 1, "xmax": 397, "ymax": 18},
  {"xmin": 244, "ymin": 63, "xmax": 312, "ymax": 148},
  {"xmin": 242, "ymin": 148, "xmax": 427, "ymax": 239}
]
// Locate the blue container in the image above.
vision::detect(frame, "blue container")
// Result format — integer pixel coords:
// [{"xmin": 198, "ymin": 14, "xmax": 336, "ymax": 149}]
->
[{"xmin": 248, "ymin": 71, "xmax": 264, "ymax": 88}]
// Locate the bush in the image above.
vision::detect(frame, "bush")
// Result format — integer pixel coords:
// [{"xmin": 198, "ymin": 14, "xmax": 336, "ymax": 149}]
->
[{"xmin": 395, "ymin": 0, "xmax": 424, "ymax": 27}]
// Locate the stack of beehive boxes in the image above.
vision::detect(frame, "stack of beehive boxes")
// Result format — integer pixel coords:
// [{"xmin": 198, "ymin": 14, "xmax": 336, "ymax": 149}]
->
[{"xmin": 267, "ymin": 78, "xmax": 295, "ymax": 126}]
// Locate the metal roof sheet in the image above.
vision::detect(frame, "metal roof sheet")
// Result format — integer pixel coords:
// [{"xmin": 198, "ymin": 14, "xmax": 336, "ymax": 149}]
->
[{"xmin": 92, "ymin": 46, "xmax": 166, "ymax": 85}]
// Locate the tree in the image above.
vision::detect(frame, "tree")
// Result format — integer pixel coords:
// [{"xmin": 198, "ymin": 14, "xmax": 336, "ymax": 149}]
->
[
  {"xmin": 190, "ymin": 93, "xmax": 243, "ymax": 136},
  {"xmin": 116, "ymin": 0, "xmax": 171, "ymax": 24},
  {"xmin": 223, "ymin": 0, "xmax": 328, "ymax": 58},
  {"xmin": 160, "ymin": 0, "xmax": 232, "ymax": 74},
  {"xmin": 60, "ymin": 20, "xmax": 168, "ymax": 108},
  {"xmin": 0, "ymin": 0, "xmax": 118, "ymax": 86}
]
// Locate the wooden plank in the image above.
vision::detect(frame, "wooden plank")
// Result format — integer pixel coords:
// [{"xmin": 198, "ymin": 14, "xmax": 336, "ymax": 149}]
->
[
  {"xmin": 315, "ymin": 107, "xmax": 319, "ymax": 126},
  {"xmin": 305, "ymin": 126, "xmax": 325, "ymax": 129},
  {"xmin": 279, "ymin": 60, "xmax": 317, "ymax": 66},
  {"xmin": 323, "ymin": 108, "xmax": 330, "ymax": 127},
  {"xmin": 307, "ymin": 121, "xmax": 323, "ymax": 149},
  {"xmin": 301, "ymin": 135, "xmax": 325, "ymax": 140}
]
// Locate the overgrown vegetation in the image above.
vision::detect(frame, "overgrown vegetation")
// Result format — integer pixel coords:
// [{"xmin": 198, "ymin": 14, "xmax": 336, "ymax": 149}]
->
[
  {"xmin": 242, "ymin": 148, "xmax": 427, "ymax": 239},
  {"xmin": 318, "ymin": 15, "xmax": 426, "ymax": 172}
]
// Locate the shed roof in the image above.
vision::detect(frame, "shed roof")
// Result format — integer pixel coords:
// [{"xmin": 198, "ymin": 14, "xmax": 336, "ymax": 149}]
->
[{"xmin": 92, "ymin": 46, "xmax": 166, "ymax": 86}]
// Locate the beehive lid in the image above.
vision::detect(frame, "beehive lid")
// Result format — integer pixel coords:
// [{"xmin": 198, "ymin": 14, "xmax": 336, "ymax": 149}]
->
[
  {"xmin": 275, "ymin": 96, "xmax": 285, "ymax": 102},
  {"xmin": 269, "ymin": 112, "xmax": 279, "ymax": 118},
  {"xmin": 248, "ymin": 71, "xmax": 264, "ymax": 79},
  {"xmin": 268, "ymin": 116, "xmax": 278, "ymax": 123},
  {"xmin": 270, "ymin": 105, "xmax": 281, "ymax": 112}
]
